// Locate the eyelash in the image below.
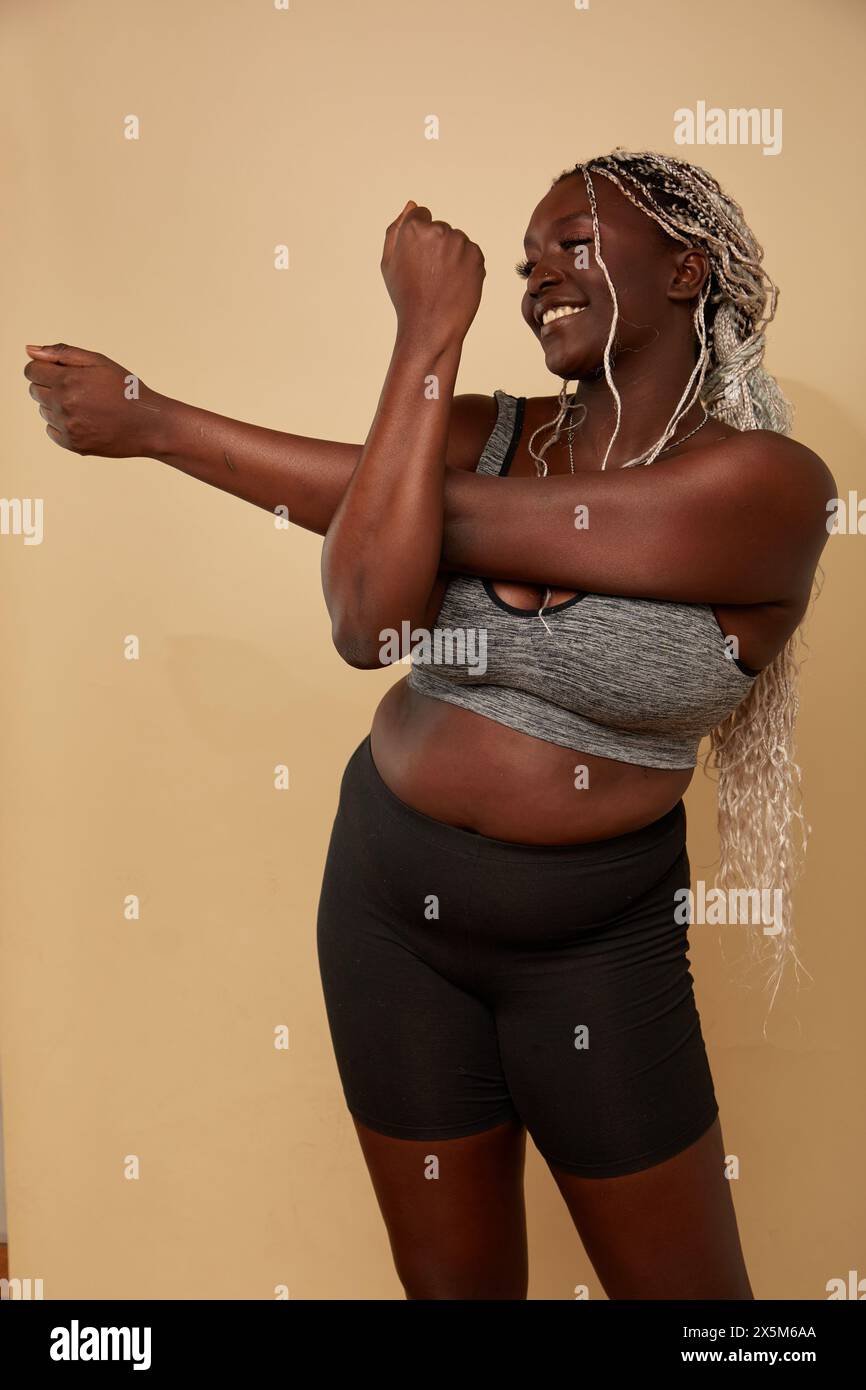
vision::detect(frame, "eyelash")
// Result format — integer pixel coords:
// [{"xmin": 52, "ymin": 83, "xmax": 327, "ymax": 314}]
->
[{"xmin": 514, "ymin": 237, "xmax": 593, "ymax": 280}]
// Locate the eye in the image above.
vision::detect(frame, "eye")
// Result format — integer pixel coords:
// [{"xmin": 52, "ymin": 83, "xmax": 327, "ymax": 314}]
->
[{"xmin": 515, "ymin": 238, "xmax": 593, "ymax": 279}]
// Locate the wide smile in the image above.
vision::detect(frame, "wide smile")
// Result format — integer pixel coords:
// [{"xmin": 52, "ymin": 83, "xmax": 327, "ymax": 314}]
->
[{"xmin": 539, "ymin": 306, "xmax": 588, "ymax": 338}]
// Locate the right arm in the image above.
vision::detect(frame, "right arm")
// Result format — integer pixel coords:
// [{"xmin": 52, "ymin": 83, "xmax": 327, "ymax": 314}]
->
[
  {"xmin": 23, "ymin": 343, "xmax": 494, "ymax": 536},
  {"xmin": 153, "ymin": 394, "xmax": 364, "ymax": 534}
]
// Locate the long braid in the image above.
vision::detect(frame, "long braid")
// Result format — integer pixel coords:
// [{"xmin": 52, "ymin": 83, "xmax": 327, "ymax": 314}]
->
[
  {"xmin": 580, "ymin": 164, "xmax": 715, "ymax": 470},
  {"xmin": 548, "ymin": 149, "xmax": 815, "ymax": 1028}
]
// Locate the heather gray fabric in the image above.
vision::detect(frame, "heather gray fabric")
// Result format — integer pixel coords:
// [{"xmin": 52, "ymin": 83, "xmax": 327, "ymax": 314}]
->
[{"xmin": 405, "ymin": 388, "xmax": 760, "ymax": 771}]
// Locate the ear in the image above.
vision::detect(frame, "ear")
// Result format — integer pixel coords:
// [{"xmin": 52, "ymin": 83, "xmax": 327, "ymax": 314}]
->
[{"xmin": 667, "ymin": 247, "xmax": 710, "ymax": 304}]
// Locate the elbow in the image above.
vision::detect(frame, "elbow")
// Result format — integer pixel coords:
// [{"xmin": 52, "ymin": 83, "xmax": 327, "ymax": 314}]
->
[
  {"xmin": 322, "ymin": 564, "xmax": 387, "ymax": 668},
  {"xmin": 330, "ymin": 620, "xmax": 387, "ymax": 670},
  {"xmin": 337, "ymin": 645, "xmax": 384, "ymax": 671}
]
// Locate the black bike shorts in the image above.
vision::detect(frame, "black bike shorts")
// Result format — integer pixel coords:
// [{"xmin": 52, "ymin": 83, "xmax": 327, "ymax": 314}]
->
[{"xmin": 315, "ymin": 734, "xmax": 718, "ymax": 1179}]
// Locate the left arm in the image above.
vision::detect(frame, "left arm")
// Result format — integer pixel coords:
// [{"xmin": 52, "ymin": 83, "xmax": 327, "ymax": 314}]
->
[{"xmin": 440, "ymin": 430, "xmax": 836, "ymax": 605}]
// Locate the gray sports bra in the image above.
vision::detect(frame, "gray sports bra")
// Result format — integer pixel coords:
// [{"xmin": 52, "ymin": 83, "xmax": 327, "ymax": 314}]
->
[{"xmin": 405, "ymin": 389, "xmax": 762, "ymax": 770}]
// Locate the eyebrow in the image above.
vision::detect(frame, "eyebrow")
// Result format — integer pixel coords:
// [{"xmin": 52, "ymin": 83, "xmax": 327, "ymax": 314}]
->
[{"xmin": 523, "ymin": 210, "xmax": 594, "ymax": 248}]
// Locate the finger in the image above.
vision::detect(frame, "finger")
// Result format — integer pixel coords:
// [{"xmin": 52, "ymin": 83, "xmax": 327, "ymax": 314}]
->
[
  {"xmin": 45, "ymin": 424, "xmax": 65, "ymax": 445},
  {"xmin": 450, "ymin": 228, "xmax": 481, "ymax": 246},
  {"xmin": 38, "ymin": 404, "xmax": 58, "ymax": 424},
  {"xmin": 390, "ymin": 199, "xmax": 419, "ymax": 232},
  {"xmin": 24, "ymin": 359, "xmax": 66, "ymax": 386},
  {"xmin": 28, "ymin": 382, "xmax": 54, "ymax": 406},
  {"xmin": 382, "ymin": 201, "xmax": 412, "ymax": 262},
  {"xmin": 382, "ymin": 200, "xmax": 427, "ymax": 261},
  {"xmin": 404, "ymin": 204, "xmax": 432, "ymax": 225},
  {"xmin": 25, "ymin": 343, "xmax": 97, "ymax": 367}
]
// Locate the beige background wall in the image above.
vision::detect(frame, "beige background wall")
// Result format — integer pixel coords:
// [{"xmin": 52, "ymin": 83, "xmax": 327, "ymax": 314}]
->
[{"xmin": 1, "ymin": 0, "xmax": 862, "ymax": 1299}]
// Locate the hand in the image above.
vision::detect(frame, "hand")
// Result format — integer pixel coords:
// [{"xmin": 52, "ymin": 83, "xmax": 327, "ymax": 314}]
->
[
  {"xmin": 380, "ymin": 200, "xmax": 485, "ymax": 353},
  {"xmin": 23, "ymin": 343, "xmax": 170, "ymax": 458}
]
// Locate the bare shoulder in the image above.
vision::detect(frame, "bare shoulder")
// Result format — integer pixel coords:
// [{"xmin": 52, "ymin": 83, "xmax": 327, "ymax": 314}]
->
[
  {"xmin": 445, "ymin": 393, "xmax": 499, "ymax": 471},
  {"xmin": 673, "ymin": 428, "xmax": 838, "ymax": 544},
  {"xmin": 715, "ymin": 427, "xmax": 837, "ymax": 499}
]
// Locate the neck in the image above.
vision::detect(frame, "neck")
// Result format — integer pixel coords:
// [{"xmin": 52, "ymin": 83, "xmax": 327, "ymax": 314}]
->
[{"xmin": 552, "ymin": 337, "xmax": 708, "ymax": 469}]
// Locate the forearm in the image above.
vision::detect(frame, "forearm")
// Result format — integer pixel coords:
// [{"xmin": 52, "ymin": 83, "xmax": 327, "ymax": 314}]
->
[
  {"xmin": 149, "ymin": 395, "xmax": 363, "ymax": 534},
  {"xmin": 439, "ymin": 443, "xmax": 826, "ymax": 604},
  {"xmin": 145, "ymin": 394, "xmax": 823, "ymax": 609},
  {"xmin": 320, "ymin": 332, "xmax": 462, "ymax": 663},
  {"xmin": 147, "ymin": 391, "xmax": 569, "ymax": 599}
]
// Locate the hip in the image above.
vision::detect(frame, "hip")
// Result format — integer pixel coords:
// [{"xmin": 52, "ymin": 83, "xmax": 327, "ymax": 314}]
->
[{"xmin": 320, "ymin": 731, "xmax": 691, "ymax": 959}]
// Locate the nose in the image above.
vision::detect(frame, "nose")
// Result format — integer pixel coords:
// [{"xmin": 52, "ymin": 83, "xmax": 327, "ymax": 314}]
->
[
  {"xmin": 526, "ymin": 271, "xmax": 565, "ymax": 324},
  {"xmin": 529, "ymin": 252, "xmax": 577, "ymax": 308},
  {"xmin": 529, "ymin": 264, "xmax": 563, "ymax": 293}
]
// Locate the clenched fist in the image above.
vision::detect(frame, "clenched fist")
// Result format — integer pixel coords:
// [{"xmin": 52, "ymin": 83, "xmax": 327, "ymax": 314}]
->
[
  {"xmin": 23, "ymin": 343, "xmax": 167, "ymax": 458},
  {"xmin": 381, "ymin": 200, "xmax": 486, "ymax": 354}
]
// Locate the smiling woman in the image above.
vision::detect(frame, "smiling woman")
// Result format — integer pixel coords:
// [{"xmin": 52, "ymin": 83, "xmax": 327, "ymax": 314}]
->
[
  {"xmin": 317, "ymin": 150, "xmax": 832, "ymax": 1300},
  {"xmin": 23, "ymin": 146, "xmax": 834, "ymax": 1303},
  {"xmin": 390, "ymin": 155, "xmax": 832, "ymax": 1007}
]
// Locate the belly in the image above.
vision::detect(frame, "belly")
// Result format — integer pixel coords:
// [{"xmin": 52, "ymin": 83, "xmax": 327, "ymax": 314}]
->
[{"xmin": 370, "ymin": 675, "xmax": 694, "ymax": 845}]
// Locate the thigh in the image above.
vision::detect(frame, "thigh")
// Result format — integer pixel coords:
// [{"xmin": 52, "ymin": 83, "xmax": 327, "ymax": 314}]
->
[
  {"xmin": 316, "ymin": 805, "xmax": 529, "ymax": 1298},
  {"xmin": 316, "ymin": 818, "xmax": 520, "ymax": 1140},
  {"xmin": 494, "ymin": 847, "xmax": 720, "ymax": 1180},
  {"xmin": 352, "ymin": 1115, "xmax": 529, "ymax": 1300},
  {"xmin": 548, "ymin": 1116, "xmax": 753, "ymax": 1300},
  {"xmin": 488, "ymin": 843, "xmax": 751, "ymax": 1297}
]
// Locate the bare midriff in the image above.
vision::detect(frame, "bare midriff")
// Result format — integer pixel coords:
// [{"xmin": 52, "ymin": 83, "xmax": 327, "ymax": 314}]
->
[{"xmin": 369, "ymin": 676, "xmax": 694, "ymax": 844}]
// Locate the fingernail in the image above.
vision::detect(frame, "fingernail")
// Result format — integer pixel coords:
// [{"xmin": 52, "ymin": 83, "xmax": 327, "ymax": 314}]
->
[{"xmin": 25, "ymin": 344, "xmax": 45, "ymax": 351}]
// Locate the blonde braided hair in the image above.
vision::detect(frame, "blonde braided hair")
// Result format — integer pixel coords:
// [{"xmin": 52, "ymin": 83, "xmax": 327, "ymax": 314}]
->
[{"xmin": 550, "ymin": 149, "xmax": 818, "ymax": 1027}]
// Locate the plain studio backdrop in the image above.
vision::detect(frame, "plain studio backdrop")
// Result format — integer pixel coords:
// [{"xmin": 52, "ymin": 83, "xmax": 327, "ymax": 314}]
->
[{"xmin": 0, "ymin": 0, "xmax": 863, "ymax": 1299}]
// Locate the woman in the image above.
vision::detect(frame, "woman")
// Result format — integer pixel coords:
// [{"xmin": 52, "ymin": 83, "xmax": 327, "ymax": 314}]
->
[{"xmin": 24, "ymin": 149, "xmax": 834, "ymax": 1300}]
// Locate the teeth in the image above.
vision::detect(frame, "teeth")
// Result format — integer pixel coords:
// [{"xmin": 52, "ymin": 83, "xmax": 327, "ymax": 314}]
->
[{"xmin": 541, "ymin": 304, "xmax": 585, "ymax": 326}]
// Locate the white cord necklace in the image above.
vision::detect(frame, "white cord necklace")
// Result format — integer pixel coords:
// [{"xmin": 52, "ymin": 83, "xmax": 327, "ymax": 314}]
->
[{"xmin": 528, "ymin": 390, "xmax": 711, "ymax": 477}]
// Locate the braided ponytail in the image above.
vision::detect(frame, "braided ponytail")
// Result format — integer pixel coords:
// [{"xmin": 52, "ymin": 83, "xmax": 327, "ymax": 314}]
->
[{"xmin": 551, "ymin": 149, "xmax": 818, "ymax": 1025}]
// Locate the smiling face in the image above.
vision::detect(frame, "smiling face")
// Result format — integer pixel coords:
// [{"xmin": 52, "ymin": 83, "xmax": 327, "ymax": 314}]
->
[{"xmin": 518, "ymin": 170, "xmax": 708, "ymax": 380}]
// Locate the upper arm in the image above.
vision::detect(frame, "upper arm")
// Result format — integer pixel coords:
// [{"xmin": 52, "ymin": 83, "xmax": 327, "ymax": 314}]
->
[
  {"xmin": 442, "ymin": 432, "xmax": 837, "ymax": 605},
  {"xmin": 445, "ymin": 393, "xmax": 499, "ymax": 471},
  {"xmin": 414, "ymin": 395, "xmax": 500, "ymax": 636}
]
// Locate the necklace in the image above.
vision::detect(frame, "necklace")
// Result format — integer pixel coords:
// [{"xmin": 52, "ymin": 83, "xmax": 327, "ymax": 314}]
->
[
  {"xmin": 560, "ymin": 406, "xmax": 710, "ymax": 474},
  {"xmin": 530, "ymin": 388, "xmax": 711, "ymax": 476}
]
